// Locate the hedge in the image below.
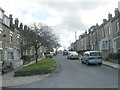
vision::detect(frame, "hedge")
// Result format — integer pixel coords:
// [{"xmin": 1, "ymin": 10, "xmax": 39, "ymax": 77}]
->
[
  {"xmin": 108, "ymin": 53, "xmax": 120, "ymax": 60},
  {"xmin": 21, "ymin": 55, "xmax": 31, "ymax": 64},
  {"xmin": 14, "ymin": 65, "xmax": 56, "ymax": 76},
  {"xmin": 14, "ymin": 58, "xmax": 56, "ymax": 76}
]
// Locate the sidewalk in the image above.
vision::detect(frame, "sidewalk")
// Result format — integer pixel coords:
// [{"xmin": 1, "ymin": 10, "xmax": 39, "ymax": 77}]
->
[
  {"xmin": 1, "ymin": 59, "xmax": 119, "ymax": 88},
  {"xmin": 1, "ymin": 58, "xmax": 52, "ymax": 87},
  {"xmin": 103, "ymin": 60, "xmax": 119, "ymax": 69}
]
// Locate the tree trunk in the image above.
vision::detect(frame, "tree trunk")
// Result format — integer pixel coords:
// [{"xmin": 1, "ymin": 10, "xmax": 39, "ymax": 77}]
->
[
  {"xmin": 35, "ymin": 49, "xmax": 38, "ymax": 63},
  {"xmin": 20, "ymin": 48, "xmax": 23, "ymax": 58}
]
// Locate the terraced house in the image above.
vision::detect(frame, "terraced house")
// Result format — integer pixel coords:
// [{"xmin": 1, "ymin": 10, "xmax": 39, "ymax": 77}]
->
[
  {"xmin": 71, "ymin": 7, "xmax": 120, "ymax": 59},
  {"xmin": 0, "ymin": 7, "xmax": 22, "ymax": 69},
  {"xmin": 112, "ymin": 8, "xmax": 120, "ymax": 53}
]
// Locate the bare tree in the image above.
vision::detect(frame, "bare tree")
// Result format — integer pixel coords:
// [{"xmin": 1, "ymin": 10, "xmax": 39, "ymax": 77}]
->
[
  {"xmin": 28, "ymin": 23, "xmax": 59, "ymax": 63},
  {"xmin": 19, "ymin": 23, "xmax": 59, "ymax": 63}
]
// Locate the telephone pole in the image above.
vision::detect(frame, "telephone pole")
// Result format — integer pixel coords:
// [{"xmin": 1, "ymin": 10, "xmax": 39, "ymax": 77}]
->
[{"xmin": 75, "ymin": 31, "xmax": 77, "ymax": 41}]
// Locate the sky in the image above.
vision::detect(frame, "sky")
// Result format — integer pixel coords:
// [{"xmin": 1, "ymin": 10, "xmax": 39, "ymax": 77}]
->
[{"xmin": 0, "ymin": 0, "xmax": 120, "ymax": 49}]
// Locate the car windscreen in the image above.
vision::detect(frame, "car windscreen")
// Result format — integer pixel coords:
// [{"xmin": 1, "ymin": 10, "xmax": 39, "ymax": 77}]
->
[
  {"xmin": 46, "ymin": 52, "xmax": 50, "ymax": 54},
  {"xmin": 90, "ymin": 52, "xmax": 101, "ymax": 56},
  {"xmin": 70, "ymin": 52, "xmax": 78, "ymax": 55}
]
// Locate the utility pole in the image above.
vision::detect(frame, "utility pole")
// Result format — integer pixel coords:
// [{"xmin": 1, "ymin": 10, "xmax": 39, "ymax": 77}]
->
[
  {"xmin": 118, "ymin": 1, "xmax": 120, "ymax": 12},
  {"xmin": 75, "ymin": 31, "xmax": 77, "ymax": 41}
]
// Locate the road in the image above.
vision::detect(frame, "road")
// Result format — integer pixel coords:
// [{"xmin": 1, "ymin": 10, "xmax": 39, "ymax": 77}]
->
[{"xmin": 12, "ymin": 53, "xmax": 118, "ymax": 88}]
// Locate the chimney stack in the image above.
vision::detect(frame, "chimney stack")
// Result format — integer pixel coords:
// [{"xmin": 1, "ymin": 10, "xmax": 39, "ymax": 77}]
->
[
  {"xmin": 114, "ymin": 8, "xmax": 119, "ymax": 17},
  {"xmin": 103, "ymin": 19, "xmax": 107, "ymax": 23},
  {"xmin": 108, "ymin": 13, "xmax": 112, "ymax": 20},
  {"xmin": 9, "ymin": 14, "xmax": 13, "ymax": 28},
  {"xmin": 96, "ymin": 23, "xmax": 99, "ymax": 26},
  {"xmin": 15, "ymin": 18, "xmax": 19, "ymax": 28},
  {"xmin": 24, "ymin": 25, "xmax": 27, "ymax": 30},
  {"xmin": 85, "ymin": 30, "xmax": 87, "ymax": 35},
  {"xmin": 88, "ymin": 29, "xmax": 91, "ymax": 34},
  {"xmin": 20, "ymin": 23, "xmax": 23, "ymax": 30}
]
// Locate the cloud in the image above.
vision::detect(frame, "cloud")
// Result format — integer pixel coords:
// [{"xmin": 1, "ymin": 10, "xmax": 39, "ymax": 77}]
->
[{"xmin": 0, "ymin": 0, "xmax": 119, "ymax": 48}]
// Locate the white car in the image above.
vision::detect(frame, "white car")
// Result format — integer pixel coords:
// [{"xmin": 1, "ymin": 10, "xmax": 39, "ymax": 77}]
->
[
  {"xmin": 81, "ymin": 51, "xmax": 103, "ymax": 65},
  {"xmin": 45, "ymin": 52, "xmax": 53, "ymax": 58},
  {"xmin": 67, "ymin": 51, "xmax": 79, "ymax": 60}
]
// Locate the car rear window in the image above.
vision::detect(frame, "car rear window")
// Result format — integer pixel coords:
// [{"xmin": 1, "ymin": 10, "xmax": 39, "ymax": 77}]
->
[{"xmin": 90, "ymin": 52, "xmax": 101, "ymax": 56}]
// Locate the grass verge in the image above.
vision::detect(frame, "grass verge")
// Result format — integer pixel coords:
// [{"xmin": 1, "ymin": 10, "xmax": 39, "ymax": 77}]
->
[{"xmin": 14, "ymin": 58, "xmax": 56, "ymax": 76}]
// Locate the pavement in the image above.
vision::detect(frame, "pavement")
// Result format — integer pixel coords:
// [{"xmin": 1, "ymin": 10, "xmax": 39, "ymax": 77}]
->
[
  {"xmin": 0, "ymin": 60, "xmax": 119, "ymax": 88},
  {"xmin": 102, "ymin": 61, "xmax": 119, "ymax": 69}
]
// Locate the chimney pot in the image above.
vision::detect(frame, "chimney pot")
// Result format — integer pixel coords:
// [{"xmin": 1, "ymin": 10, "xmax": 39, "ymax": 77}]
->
[
  {"xmin": 15, "ymin": 18, "xmax": 19, "ymax": 28},
  {"xmin": 20, "ymin": 23, "xmax": 23, "ymax": 30},
  {"xmin": 9, "ymin": 14, "xmax": 13, "ymax": 28},
  {"xmin": 24, "ymin": 25, "xmax": 27, "ymax": 30},
  {"xmin": 103, "ymin": 19, "xmax": 107, "ymax": 23},
  {"xmin": 108, "ymin": 13, "xmax": 112, "ymax": 20},
  {"xmin": 115, "ymin": 8, "xmax": 119, "ymax": 17}
]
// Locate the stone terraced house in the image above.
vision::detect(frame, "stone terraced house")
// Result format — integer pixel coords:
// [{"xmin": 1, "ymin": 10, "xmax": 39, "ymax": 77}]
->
[{"xmin": 70, "ymin": 7, "xmax": 120, "ymax": 59}]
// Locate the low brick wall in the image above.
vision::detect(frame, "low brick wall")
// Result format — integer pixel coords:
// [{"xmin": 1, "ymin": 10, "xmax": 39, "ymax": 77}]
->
[{"xmin": 14, "ymin": 64, "xmax": 56, "ymax": 76}]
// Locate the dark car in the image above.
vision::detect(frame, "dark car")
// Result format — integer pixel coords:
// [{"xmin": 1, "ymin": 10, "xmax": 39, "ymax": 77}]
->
[
  {"xmin": 44, "ymin": 52, "xmax": 53, "ymax": 58},
  {"xmin": 63, "ymin": 50, "xmax": 68, "ymax": 56}
]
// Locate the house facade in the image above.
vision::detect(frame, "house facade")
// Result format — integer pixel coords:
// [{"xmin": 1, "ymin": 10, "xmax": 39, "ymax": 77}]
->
[
  {"xmin": 71, "ymin": 8, "xmax": 120, "ymax": 59},
  {"xmin": 0, "ymin": 7, "xmax": 22, "ymax": 69},
  {"xmin": 112, "ymin": 8, "xmax": 120, "ymax": 53}
]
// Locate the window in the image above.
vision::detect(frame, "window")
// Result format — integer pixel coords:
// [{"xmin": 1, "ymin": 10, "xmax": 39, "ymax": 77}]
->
[
  {"xmin": 108, "ymin": 26, "xmax": 111, "ymax": 35},
  {"xmin": 0, "ymin": 50, "xmax": 2, "ymax": 61},
  {"xmin": 9, "ymin": 32, "xmax": 13, "ymax": 43},
  {"xmin": 116, "ymin": 37, "xmax": 120, "ymax": 48},
  {"xmin": 102, "ymin": 41, "xmax": 105, "ymax": 49},
  {"xmin": 4, "ymin": 48, "xmax": 7, "ymax": 60},
  {"xmin": 17, "ymin": 34, "xmax": 20, "ymax": 44},
  {"xmin": 3, "ymin": 15, "xmax": 10, "ymax": 27},
  {"xmin": 90, "ymin": 52, "xmax": 101, "ymax": 56},
  {"xmin": 84, "ymin": 54, "xmax": 89, "ymax": 57},
  {"xmin": 116, "ymin": 22, "xmax": 120, "ymax": 32},
  {"xmin": 0, "ymin": 10, "xmax": 4, "ymax": 19},
  {"xmin": 8, "ymin": 52, "xmax": 13, "ymax": 60},
  {"xmin": 101, "ymin": 29, "xmax": 105, "ymax": 38},
  {"xmin": 105, "ymin": 41, "xmax": 107, "ymax": 49},
  {"xmin": 0, "ymin": 31, "xmax": 2, "ymax": 41},
  {"xmin": 108, "ymin": 40, "xmax": 111, "ymax": 50}
]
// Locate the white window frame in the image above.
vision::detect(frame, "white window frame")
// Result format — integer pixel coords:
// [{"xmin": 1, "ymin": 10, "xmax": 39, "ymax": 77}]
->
[
  {"xmin": 9, "ymin": 32, "xmax": 13, "ymax": 43},
  {"xmin": 108, "ymin": 26, "xmax": 111, "ymax": 35},
  {"xmin": 0, "ymin": 10, "xmax": 4, "ymax": 19},
  {"xmin": 0, "ymin": 31, "xmax": 2, "ymax": 41},
  {"xmin": 116, "ymin": 22, "xmax": 120, "ymax": 32},
  {"xmin": 0, "ymin": 50, "xmax": 2, "ymax": 61}
]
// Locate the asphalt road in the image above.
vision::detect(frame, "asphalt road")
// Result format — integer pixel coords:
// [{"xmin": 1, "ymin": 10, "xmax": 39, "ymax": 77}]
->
[{"xmin": 12, "ymin": 53, "xmax": 118, "ymax": 88}]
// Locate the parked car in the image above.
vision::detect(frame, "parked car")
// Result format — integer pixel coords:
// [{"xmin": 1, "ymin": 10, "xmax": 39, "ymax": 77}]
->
[
  {"xmin": 44, "ymin": 52, "xmax": 53, "ymax": 58},
  {"xmin": 67, "ymin": 51, "xmax": 79, "ymax": 60},
  {"xmin": 51, "ymin": 51, "xmax": 57, "ymax": 56},
  {"xmin": 81, "ymin": 51, "xmax": 103, "ymax": 65},
  {"xmin": 63, "ymin": 50, "xmax": 68, "ymax": 56}
]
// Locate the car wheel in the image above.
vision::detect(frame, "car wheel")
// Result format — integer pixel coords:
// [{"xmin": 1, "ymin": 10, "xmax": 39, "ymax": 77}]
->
[
  {"xmin": 99, "ymin": 63, "xmax": 102, "ymax": 65},
  {"xmin": 86, "ymin": 61, "xmax": 89, "ymax": 66},
  {"xmin": 81, "ymin": 60, "xmax": 84, "ymax": 64}
]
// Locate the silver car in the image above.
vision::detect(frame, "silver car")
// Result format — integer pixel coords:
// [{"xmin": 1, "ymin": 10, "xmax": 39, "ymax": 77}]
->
[
  {"xmin": 67, "ymin": 51, "xmax": 79, "ymax": 60},
  {"xmin": 81, "ymin": 51, "xmax": 103, "ymax": 65}
]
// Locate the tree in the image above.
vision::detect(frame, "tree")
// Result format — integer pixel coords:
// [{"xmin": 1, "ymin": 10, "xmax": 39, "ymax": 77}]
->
[
  {"xmin": 28, "ymin": 23, "xmax": 59, "ymax": 63},
  {"xmin": 19, "ymin": 23, "xmax": 59, "ymax": 63}
]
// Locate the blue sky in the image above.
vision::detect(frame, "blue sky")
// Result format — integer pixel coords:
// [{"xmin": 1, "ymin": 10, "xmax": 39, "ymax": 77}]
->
[{"xmin": 0, "ymin": 0, "xmax": 120, "ymax": 49}]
